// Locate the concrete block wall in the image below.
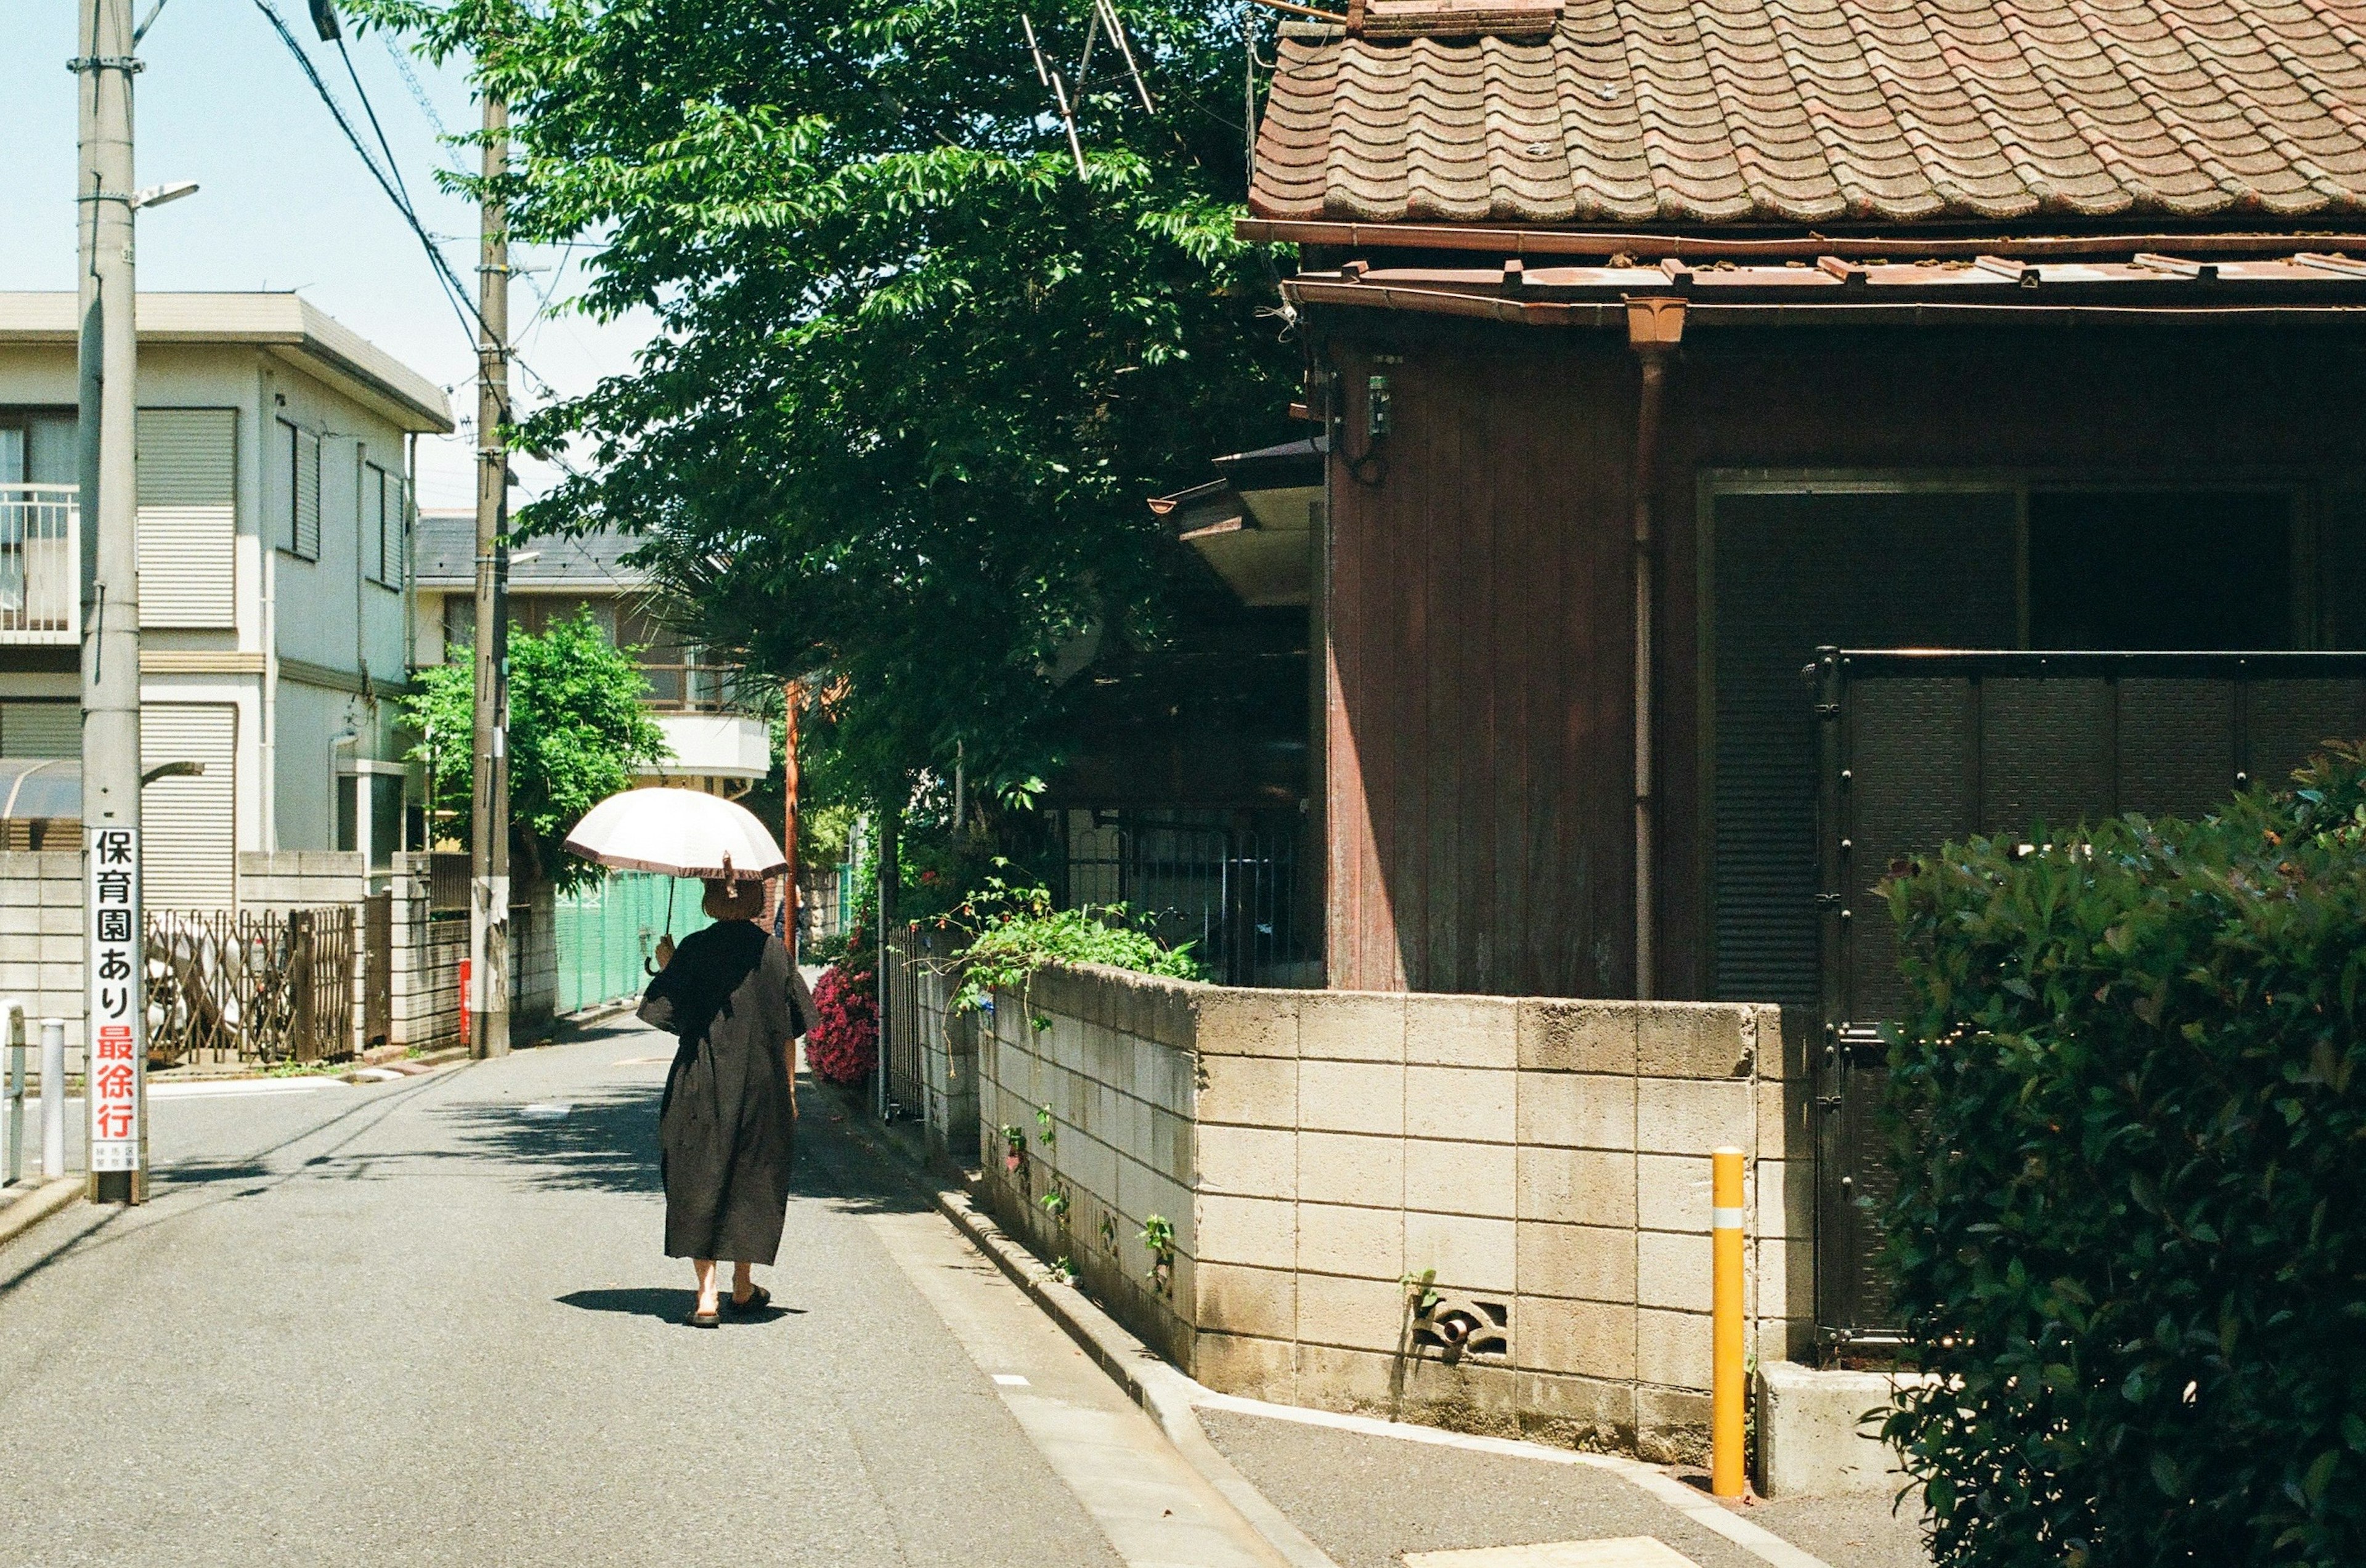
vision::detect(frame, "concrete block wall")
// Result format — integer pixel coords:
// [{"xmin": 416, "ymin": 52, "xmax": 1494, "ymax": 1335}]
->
[
  {"xmin": 0, "ymin": 851, "xmax": 87, "ymax": 1071},
  {"xmin": 969, "ymin": 964, "xmax": 1810, "ymax": 1463},
  {"xmin": 975, "ymin": 964, "xmax": 1200, "ymax": 1369},
  {"xmin": 510, "ymin": 882, "xmax": 557, "ymax": 1032},
  {"xmin": 897, "ymin": 934, "xmax": 980, "ymax": 1164}
]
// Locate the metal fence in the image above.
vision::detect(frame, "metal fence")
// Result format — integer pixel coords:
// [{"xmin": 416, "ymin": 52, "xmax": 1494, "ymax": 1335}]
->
[
  {"xmin": 553, "ymin": 871, "xmax": 713, "ymax": 1016},
  {"xmin": 1812, "ymin": 648, "xmax": 2366, "ymax": 1354},
  {"xmin": 147, "ymin": 907, "xmax": 357, "ymax": 1067},
  {"xmin": 1049, "ymin": 807, "xmax": 1311, "ymax": 986}
]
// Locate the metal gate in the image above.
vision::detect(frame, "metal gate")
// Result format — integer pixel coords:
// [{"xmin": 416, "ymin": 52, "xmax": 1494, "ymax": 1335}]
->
[
  {"xmin": 147, "ymin": 906, "xmax": 358, "ymax": 1067},
  {"xmin": 1813, "ymin": 649, "xmax": 2366, "ymax": 1352}
]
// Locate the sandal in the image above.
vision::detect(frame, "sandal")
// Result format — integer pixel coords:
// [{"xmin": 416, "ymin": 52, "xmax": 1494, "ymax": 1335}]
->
[
  {"xmin": 724, "ymin": 1284, "xmax": 771, "ymax": 1316},
  {"xmin": 684, "ymin": 1303, "xmax": 722, "ymax": 1328}
]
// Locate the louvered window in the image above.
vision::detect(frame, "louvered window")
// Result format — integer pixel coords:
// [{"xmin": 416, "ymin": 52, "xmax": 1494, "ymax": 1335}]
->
[
  {"xmin": 364, "ymin": 463, "xmax": 405, "ymax": 589},
  {"xmin": 282, "ymin": 418, "xmax": 320, "ymax": 561},
  {"xmin": 0, "ymin": 702, "xmax": 79, "ymax": 758},
  {"xmin": 140, "ymin": 704, "xmax": 237, "ymax": 910},
  {"xmin": 136, "ymin": 408, "xmax": 236, "ymax": 628}
]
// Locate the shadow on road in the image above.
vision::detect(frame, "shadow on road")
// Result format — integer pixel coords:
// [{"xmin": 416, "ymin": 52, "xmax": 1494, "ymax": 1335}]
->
[
  {"xmin": 434, "ymin": 1081, "xmax": 665, "ymax": 1195},
  {"xmin": 557, "ymin": 1286, "xmax": 807, "ymax": 1322}
]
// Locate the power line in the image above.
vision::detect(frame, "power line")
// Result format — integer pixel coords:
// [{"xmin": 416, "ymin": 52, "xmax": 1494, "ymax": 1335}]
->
[{"xmin": 250, "ymin": 0, "xmax": 502, "ymax": 414}]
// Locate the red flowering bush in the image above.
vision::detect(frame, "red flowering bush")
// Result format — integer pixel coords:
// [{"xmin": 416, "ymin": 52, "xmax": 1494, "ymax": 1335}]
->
[{"xmin": 805, "ymin": 963, "xmax": 877, "ymax": 1085}]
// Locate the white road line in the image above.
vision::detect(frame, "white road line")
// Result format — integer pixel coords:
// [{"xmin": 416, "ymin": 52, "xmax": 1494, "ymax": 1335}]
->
[
  {"xmin": 1190, "ymin": 1392, "xmax": 1836, "ymax": 1568},
  {"xmin": 147, "ymin": 1079, "xmax": 339, "ymax": 1100}
]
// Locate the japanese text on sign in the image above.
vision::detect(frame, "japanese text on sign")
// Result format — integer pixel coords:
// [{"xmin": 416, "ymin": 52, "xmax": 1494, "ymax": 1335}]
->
[{"xmin": 87, "ymin": 826, "xmax": 140, "ymax": 1173}]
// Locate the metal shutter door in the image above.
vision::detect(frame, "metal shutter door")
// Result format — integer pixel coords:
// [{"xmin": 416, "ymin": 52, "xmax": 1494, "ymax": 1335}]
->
[
  {"xmin": 1710, "ymin": 490, "xmax": 2017, "ymax": 1005},
  {"xmin": 136, "ymin": 408, "xmax": 236, "ymax": 628},
  {"xmin": 0, "ymin": 702, "xmax": 79, "ymax": 758},
  {"xmin": 140, "ymin": 704, "xmax": 237, "ymax": 909}
]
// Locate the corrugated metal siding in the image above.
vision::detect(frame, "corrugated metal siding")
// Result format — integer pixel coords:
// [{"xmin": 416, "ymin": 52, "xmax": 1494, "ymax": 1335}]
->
[
  {"xmin": 0, "ymin": 702, "xmax": 79, "ymax": 759},
  {"xmin": 141, "ymin": 704, "xmax": 237, "ymax": 909},
  {"xmin": 1709, "ymin": 491, "xmax": 2017, "ymax": 1006},
  {"xmin": 136, "ymin": 408, "xmax": 237, "ymax": 628}
]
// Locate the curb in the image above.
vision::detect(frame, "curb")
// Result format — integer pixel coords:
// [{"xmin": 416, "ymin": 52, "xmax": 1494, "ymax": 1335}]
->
[
  {"xmin": 0, "ymin": 1178, "xmax": 82, "ymax": 1253},
  {"xmin": 923, "ymin": 1180, "xmax": 1341, "ymax": 1568}
]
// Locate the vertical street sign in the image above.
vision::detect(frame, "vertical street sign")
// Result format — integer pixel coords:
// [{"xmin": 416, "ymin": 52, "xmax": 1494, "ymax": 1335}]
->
[{"xmin": 86, "ymin": 825, "xmax": 143, "ymax": 1195}]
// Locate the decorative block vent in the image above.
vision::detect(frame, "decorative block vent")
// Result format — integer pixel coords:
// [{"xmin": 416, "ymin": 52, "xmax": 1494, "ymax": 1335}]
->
[{"xmin": 1413, "ymin": 1294, "xmax": 1509, "ymax": 1362}]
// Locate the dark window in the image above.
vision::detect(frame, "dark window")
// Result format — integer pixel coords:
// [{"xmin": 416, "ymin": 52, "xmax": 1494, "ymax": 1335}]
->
[
  {"xmin": 2028, "ymin": 490, "xmax": 2294, "ymax": 651},
  {"xmin": 1710, "ymin": 489, "xmax": 2020, "ymax": 1004}
]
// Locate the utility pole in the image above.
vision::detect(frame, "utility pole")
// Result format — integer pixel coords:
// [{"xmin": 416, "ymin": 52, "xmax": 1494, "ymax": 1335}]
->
[
  {"xmin": 468, "ymin": 91, "xmax": 512, "ymax": 1059},
  {"xmin": 781, "ymin": 680, "xmax": 800, "ymax": 959},
  {"xmin": 73, "ymin": 0, "xmax": 147, "ymax": 1203}
]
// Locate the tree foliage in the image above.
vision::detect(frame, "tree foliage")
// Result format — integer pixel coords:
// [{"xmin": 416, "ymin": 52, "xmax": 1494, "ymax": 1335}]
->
[
  {"xmin": 1879, "ymin": 745, "xmax": 2366, "ymax": 1567},
  {"xmin": 364, "ymin": 0, "xmax": 1298, "ymax": 806},
  {"xmin": 404, "ymin": 607, "xmax": 670, "ymax": 890}
]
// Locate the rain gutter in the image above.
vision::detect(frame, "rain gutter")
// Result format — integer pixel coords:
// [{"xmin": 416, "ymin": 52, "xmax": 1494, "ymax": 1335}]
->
[
  {"xmin": 1625, "ymin": 295, "xmax": 1684, "ymax": 1001},
  {"xmin": 1238, "ymin": 218, "xmax": 2366, "ymax": 264}
]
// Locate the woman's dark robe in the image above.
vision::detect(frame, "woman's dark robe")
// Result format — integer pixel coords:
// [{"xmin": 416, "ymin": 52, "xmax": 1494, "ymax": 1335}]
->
[{"xmin": 636, "ymin": 920, "xmax": 815, "ymax": 1262}]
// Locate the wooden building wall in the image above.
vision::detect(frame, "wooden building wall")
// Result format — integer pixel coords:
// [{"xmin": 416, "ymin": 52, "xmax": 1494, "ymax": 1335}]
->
[{"xmin": 1316, "ymin": 317, "xmax": 2366, "ymax": 999}]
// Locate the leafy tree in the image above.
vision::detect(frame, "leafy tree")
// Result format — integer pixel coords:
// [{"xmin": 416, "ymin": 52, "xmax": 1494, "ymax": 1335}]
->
[
  {"xmin": 362, "ymin": 0, "xmax": 1298, "ymax": 811},
  {"xmin": 404, "ymin": 607, "xmax": 670, "ymax": 890}
]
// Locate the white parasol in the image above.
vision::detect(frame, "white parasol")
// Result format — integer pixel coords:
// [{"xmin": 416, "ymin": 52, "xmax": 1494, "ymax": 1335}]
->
[{"xmin": 561, "ymin": 787, "xmax": 787, "ymax": 880}]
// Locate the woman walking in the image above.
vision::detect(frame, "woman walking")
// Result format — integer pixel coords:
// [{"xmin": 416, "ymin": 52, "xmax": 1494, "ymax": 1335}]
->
[{"xmin": 637, "ymin": 876, "xmax": 815, "ymax": 1327}]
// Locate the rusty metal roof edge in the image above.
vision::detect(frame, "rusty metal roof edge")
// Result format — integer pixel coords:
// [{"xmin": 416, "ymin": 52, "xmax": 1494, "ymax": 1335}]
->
[
  {"xmin": 1239, "ymin": 217, "xmax": 2366, "ymax": 264},
  {"xmin": 1286, "ymin": 278, "xmax": 2366, "ymax": 330}
]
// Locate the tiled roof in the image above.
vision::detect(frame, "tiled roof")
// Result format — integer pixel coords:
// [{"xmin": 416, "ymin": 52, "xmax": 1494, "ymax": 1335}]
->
[
  {"xmin": 412, "ymin": 510, "xmax": 648, "ymax": 590},
  {"xmin": 1249, "ymin": 1, "xmax": 2366, "ymax": 229}
]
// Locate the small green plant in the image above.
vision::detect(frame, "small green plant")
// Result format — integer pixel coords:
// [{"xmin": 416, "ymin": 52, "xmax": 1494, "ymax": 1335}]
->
[
  {"xmin": 947, "ymin": 874, "xmax": 1205, "ymax": 1022},
  {"xmin": 1039, "ymin": 1188, "xmax": 1071, "ymax": 1221},
  {"xmin": 998, "ymin": 1124, "xmax": 1026, "ymax": 1175},
  {"xmin": 1034, "ymin": 1103, "xmax": 1057, "ymax": 1148},
  {"xmin": 1099, "ymin": 1214, "xmax": 1118, "ymax": 1253},
  {"xmin": 1049, "ymin": 1256, "xmax": 1075, "ymax": 1286},
  {"xmin": 1400, "ymin": 1267, "xmax": 1440, "ymax": 1317},
  {"xmin": 1139, "ymin": 1213, "xmax": 1176, "ymax": 1295}
]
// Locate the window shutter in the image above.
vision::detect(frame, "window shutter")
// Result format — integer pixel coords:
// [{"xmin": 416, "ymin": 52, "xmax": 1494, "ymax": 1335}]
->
[
  {"xmin": 389, "ymin": 476, "xmax": 408, "ymax": 590},
  {"xmin": 0, "ymin": 702, "xmax": 79, "ymax": 759},
  {"xmin": 136, "ymin": 408, "xmax": 236, "ymax": 628},
  {"xmin": 290, "ymin": 424, "xmax": 321, "ymax": 561},
  {"xmin": 364, "ymin": 463, "xmax": 387, "ymax": 583},
  {"xmin": 140, "ymin": 704, "xmax": 238, "ymax": 910}
]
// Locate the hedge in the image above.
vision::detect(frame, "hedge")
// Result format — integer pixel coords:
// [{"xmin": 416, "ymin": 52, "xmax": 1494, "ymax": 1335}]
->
[{"xmin": 1880, "ymin": 743, "xmax": 2366, "ymax": 1567}]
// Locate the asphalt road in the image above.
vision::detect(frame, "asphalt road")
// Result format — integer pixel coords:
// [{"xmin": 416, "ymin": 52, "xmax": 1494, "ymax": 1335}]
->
[{"xmin": 0, "ymin": 1020, "xmax": 1269, "ymax": 1568}]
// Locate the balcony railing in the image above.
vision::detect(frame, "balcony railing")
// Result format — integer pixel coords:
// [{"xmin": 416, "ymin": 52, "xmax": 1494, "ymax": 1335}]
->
[{"xmin": 0, "ymin": 484, "xmax": 79, "ymax": 646}]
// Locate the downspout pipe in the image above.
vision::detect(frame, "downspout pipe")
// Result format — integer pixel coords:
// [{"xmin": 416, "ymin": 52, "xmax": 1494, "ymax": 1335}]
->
[{"xmin": 1624, "ymin": 296, "xmax": 1686, "ymax": 1001}]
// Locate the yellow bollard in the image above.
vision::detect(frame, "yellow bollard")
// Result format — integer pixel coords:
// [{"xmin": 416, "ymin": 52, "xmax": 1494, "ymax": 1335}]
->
[{"xmin": 1712, "ymin": 1145, "xmax": 1747, "ymax": 1500}]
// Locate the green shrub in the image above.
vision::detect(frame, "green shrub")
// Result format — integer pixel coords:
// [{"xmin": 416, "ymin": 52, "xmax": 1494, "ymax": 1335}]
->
[
  {"xmin": 1879, "ymin": 743, "xmax": 2366, "ymax": 1567},
  {"xmin": 948, "ymin": 877, "xmax": 1203, "ymax": 1021}
]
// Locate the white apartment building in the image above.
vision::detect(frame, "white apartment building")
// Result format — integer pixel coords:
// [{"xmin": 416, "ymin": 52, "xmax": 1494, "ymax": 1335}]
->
[
  {"xmin": 410, "ymin": 511, "xmax": 771, "ymax": 795},
  {"xmin": 0, "ymin": 292, "xmax": 451, "ymax": 907}
]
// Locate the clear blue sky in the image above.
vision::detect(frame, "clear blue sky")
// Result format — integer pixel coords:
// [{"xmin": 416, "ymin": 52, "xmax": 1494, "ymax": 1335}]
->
[{"xmin": 0, "ymin": 1, "xmax": 653, "ymax": 510}]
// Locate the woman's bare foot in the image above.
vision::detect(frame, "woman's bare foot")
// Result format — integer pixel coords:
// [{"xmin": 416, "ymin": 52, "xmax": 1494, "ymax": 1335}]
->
[{"xmin": 730, "ymin": 1260, "xmax": 757, "ymax": 1306}]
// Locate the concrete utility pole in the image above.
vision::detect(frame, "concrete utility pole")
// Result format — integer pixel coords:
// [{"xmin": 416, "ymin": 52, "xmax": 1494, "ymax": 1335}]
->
[
  {"xmin": 468, "ymin": 91, "xmax": 512, "ymax": 1060},
  {"xmin": 73, "ymin": 0, "xmax": 148, "ymax": 1203},
  {"xmin": 781, "ymin": 680, "xmax": 800, "ymax": 959}
]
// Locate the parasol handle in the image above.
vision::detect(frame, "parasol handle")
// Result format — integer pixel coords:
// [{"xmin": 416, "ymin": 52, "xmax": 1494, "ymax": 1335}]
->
[{"xmin": 646, "ymin": 879, "xmax": 680, "ymax": 974}]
